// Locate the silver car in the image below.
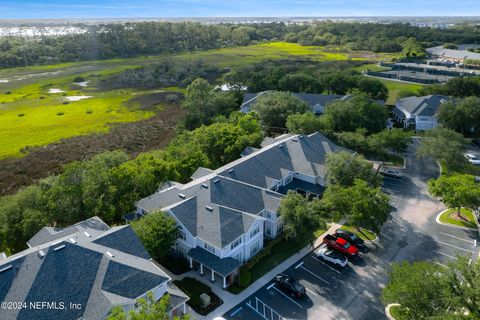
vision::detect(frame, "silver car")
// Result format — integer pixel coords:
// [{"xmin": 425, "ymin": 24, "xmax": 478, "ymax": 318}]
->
[
  {"xmin": 315, "ymin": 244, "xmax": 348, "ymax": 267},
  {"xmin": 465, "ymin": 153, "xmax": 480, "ymax": 166}
]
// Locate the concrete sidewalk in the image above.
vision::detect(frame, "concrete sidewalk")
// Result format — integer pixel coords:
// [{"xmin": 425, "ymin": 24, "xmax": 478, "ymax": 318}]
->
[{"xmin": 191, "ymin": 222, "xmax": 343, "ymax": 320}]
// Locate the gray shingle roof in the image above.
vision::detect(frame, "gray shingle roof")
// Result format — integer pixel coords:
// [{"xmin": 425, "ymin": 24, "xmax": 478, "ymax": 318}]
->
[
  {"xmin": 0, "ymin": 217, "xmax": 178, "ymax": 320},
  {"xmin": 27, "ymin": 216, "xmax": 110, "ymax": 248},
  {"xmin": 240, "ymin": 91, "xmax": 344, "ymax": 114},
  {"xmin": 137, "ymin": 132, "xmax": 345, "ymax": 250},
  {"xmin": 396, "ymin": 95, "xmax": 448, "ymax": 117},
  {"xmin": 102, "ymin": 260, "xmax": 168, "ymax": 299},
  {"xmin": 92, "ymin": 225, "xmax": 151, "ymax": 260},
  {"xmin": 188, "ymin": 247, "xmax": 241, "ymax": 276},
  {"xmin": 427, "ymin": 46, "xmax": 480, "ymax": 61}
]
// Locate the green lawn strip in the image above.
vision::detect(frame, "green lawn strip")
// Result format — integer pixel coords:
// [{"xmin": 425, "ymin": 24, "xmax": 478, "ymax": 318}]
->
[
  {"xmin": 439, "ymin": 208, "xmax": 477, "ymax": 229},
  {"xmin": 340, "ymin": 225, "xmax": 377, "ymax": 241},
  {"xmin": 172, "ymin": 277, "xmax": 223, "ymax": 315},
  {"xmin": 388, "ymin": 305, "xmax": 406, "ymax": 320},
  {"xmin": 227, "ymin": 235, "xmax": 308, "ymax": 294},
  {"xmin": 375, "ymin": 78, "xmax": 424, "ymax": 105}
]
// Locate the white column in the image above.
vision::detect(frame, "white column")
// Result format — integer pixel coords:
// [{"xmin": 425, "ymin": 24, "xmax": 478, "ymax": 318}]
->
[
  {"xmin": 223, "ymin": 276, "xmax": 227, "ymax": 289},
  {"xmin": 200, "ymin": 264, "xmax": 204, "ymax": 275},
  {"xmin": 210, "ymin": 269, "xmax": 215, "ymax": 282},
  {"xmin": 189, "ymin": 257, "xmax": 193, "ymax": 269}
]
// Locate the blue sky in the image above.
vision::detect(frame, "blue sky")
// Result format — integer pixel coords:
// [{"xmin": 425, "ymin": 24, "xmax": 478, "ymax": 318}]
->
[{"xmin": 0, "ymin": 0, "xmax": 479, "ymax": 19}]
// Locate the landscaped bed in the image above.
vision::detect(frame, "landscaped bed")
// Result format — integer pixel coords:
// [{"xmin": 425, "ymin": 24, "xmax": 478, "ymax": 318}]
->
[
  {"xmin": 340, "ymin": 225, "xmax": 377, "ymax": 241},
  {"xmin": 388, "ymin": 305, "xmax": 405, "ymax": 320},
  {"xmin": 158, "ymin": 254, "xmax": 190, "ymax": 275},
  {"xmin": 439, "ymin": 208, "xmax": 477, "ymax": 229},
  {"xmin": 172, "ymin": 277, "xmax": 223, "ymax": 315}
]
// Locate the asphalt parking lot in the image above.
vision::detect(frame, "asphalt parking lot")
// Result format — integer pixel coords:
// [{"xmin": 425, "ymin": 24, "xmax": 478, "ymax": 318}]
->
[{"xmin": 222, "ymin": 140, "xmax": 480, "ymax": 320}]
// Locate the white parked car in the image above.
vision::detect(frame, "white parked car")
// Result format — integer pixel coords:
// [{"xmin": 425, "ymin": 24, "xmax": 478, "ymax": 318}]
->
[
  {"xmin": 465, "ymin": 153, "xmax": 480, "ymax": 165},
  {"xmin": 314, "ymin": 244, "xmax": 348, "ymax": 268}
]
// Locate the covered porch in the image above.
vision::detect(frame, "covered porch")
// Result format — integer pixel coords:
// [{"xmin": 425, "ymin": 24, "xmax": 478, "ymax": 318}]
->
[{"xmin": 187, "ymin": 247, "xmax": 240, "ymax": 289}]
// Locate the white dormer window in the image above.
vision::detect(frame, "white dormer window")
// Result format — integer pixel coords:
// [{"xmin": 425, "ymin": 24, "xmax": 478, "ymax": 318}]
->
[
  {"xmin": 204, "ymin": 242, "xmax": 215, "ymax": 253},
  {"xmin": 250, "ymin": 226, "xmax": 260, "ymax": 238}
]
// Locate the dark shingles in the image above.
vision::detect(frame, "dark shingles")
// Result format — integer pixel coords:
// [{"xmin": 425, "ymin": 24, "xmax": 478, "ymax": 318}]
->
[
  {"xmin": 0, "ymin": 257, "xmax": 25, "ymax": 302},
  {"xmin": 170, "ymin": 197, "xmax": 199, "ymax": 237},
  {"xmin": 93, "ymin": 226, "xmax": 151, "ymax": 260},
  {"xmin": 18, "ymin": 242, "xmax": 103, "ymax": 320},
  {"xmin": 218, "ymin": 207, "xmax": 256, "ymax": 247},
  {"xmin": 277, "ymin": 178, "xmax": 325, "ymax": 196},
  {"xmin": 188, "ymin": 247, "xmax": 240, "ymax": 276},
  {"xmin": 102, "ymin": 260, "xmax": 168, "ymax": 299}
]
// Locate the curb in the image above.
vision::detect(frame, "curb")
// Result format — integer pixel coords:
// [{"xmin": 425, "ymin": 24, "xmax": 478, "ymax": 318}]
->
[
  {"xmin": 385, "ymin": 303, "xmax": 400, "ymax": 320},
  {"xmin": 435, "ymin": 209, "xmax": 478, "ymax": 231}
]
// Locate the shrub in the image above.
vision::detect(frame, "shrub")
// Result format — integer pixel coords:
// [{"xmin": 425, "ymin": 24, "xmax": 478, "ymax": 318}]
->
[
  {"xmin": 86, "ymin": 110, "xmax": 93, "ymax": 114},
  {"xmin": 62, "ymin": 101, "xmax": 69, "ymax": 105},
  {"xmin": 238, "ymin": 269, "xmax": 251, "ymax": 288},
  {"xmin": 73, "ymin": 76, "xmax": 85, "ymax": 83},
  {"xmin": 4, "ymin": 91, "xmax": 11, "ymax": 94},
  {"xmin": 57, "ymin": 112, "xmax": 64, "ymax": 116},
  {"xmin": 17, "ymin": 113, "xmax": 25, "ymax": 117}
]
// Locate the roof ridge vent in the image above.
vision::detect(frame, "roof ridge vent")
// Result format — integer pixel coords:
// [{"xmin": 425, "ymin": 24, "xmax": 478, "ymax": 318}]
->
[
  {"xmin": 0, "ymin": 265, "xmax": 12, "ymax": 273},
  {"xmin": 228, "ymin": 168, "xmax": 234, "ymax": 173},
  {"xmin": 278, "ymin": 144, "xmax": 283, "ymax": 148},
  {"xmin": 213, "ymin": 178, "xmax": 220, "ymax": 183},
  {"xmin": 178, "ymin": 193, "xmax": 186, "ymax": 199},
  {"xmin": 205, "ymin": 206, "xmax": 213, "ymax": 212},
  {"xmin": 298, "ymin": 135, "xmax": 304, "ymax": 139},
  {"xmin": 292, "ymin": 138, "xmax": 298, "ymax": 142},
  {"xmin": 69, "ymin": 238, "xmax": 77, "ymax": 244},
  {"xmin": 106, "ymin": 251, "xmax": 114, "ymax": 258},
  {"xmin": 201, "ymin": 183, "xmax": 208, "ymax": 189},
  {"xmin": 38, "ymin": 250, "xmax": 46, "ymax": 259},
  {"xmin": 53, "ymin": 244, "xmax": 66, "ymax": 252},
  {"xmin": 84, "ymin": 231, "xmax": 91, "ymax": 237}
]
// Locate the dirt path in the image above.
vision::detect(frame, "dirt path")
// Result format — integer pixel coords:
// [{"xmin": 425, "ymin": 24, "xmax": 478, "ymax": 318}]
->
[{"xmin": 0, "ymin": 104, "xmax": 187, "ymax": 195}]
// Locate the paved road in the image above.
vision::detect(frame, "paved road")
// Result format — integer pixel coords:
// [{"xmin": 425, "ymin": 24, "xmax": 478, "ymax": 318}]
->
[{"xmin": 223, "ymin": 139, "xmax": 480, "ymax": 320}]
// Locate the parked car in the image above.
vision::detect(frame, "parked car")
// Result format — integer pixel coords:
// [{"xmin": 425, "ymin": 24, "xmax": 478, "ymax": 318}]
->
[
  {"xmin": 465, "ymin": 153, "xmax": 480, "ymax": 165},
  {"xmin": 274, "ymin": 274, "xmax": 306, "ymax": 299},
  {"xmin": 379, "ymin": 167, "xmax": 404, "ymax": 179},
  {"xmin": 314, "ymin": 244, "xmax": 348, "ymax": 267},
  {"xmin": 323, "ymin": 234, "xmax": 358, "ymax": 257},
  {"xmin": 334, "ymin": 229, "xmax": 366, "ymax": 250}
]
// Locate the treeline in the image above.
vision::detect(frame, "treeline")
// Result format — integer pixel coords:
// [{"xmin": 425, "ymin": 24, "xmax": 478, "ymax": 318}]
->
[
  {"xmin": 226, "ymin": 60, "xmax": 389, "ymax": 100},
  {"xmin": 3, "ymin": 21, "xmax": 480, "ymax": 68},
  {"xmin": 0, "ymin": 112, "xmax": 262, "ymax": 253}
]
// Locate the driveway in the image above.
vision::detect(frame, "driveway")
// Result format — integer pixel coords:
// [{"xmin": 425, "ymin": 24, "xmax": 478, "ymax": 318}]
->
[{"xmin": 223, "ymin": 138, "xmax": 480, "ymax": 320}]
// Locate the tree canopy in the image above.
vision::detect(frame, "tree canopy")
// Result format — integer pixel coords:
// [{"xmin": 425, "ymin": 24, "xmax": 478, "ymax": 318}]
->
[
  {"xmin": 322, "ymin": 93, "xmax": 389, "ymax": 134},
  {"xmin": 107, "ymin": 292, "xmax": 189, "ymax": 320},
  {"xmin": 383, "ymin": 257, "xmax": 480, "ymax": 320},
  {"xmin": 252, "ymin": 91, "xmax": 310, "ymax": 129},
  {"xmin": 438, "ymin": 97, "xmax": 480, "ymax": 134},
  {"xmin": 416, "ymin": 127, "xmax": 468, "ymax": 172},
  {"xmin": 325, "ymin": 151, "xmax": 382, "ymax": 187}
]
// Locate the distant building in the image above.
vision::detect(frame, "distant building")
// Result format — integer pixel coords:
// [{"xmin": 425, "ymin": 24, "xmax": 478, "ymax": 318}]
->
[
  {"xmin": 0, "ymin": 217, "xmax": 188, "ymax": 320},
  {"xmin": 393, "ymin": 95, "xmax": 449, "ymax": 131},
  {"xmin": 427, "ymin": 45, "xmax": 480, "ymax": 63},
  {"xmin": 239, "ymin": 91, "xmax": 347, "ymax": 115},
  {"xmin": 136, "ymin": 133, "xmax": 347, "ymax": 288}
]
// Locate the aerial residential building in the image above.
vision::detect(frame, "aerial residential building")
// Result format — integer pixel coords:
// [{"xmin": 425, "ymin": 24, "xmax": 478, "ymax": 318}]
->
[
  {"xmin": 0, "ymin": 217, "xmax": 188, "ymax": 320},
  {"xmin": 393, "ymin": 95, "xmax": 449, "ymax": 131},
  {"xmin": 239, "ymin": 91, "xmax": 347, "ymax": 115},
  {"xmin": 136, "ymin": 132, "xmax": 345, "ymax": 288}
]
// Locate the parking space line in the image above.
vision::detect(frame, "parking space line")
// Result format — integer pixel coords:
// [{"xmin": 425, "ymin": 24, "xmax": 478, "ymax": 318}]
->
[
  {"xmin": 230, "ymin": 307, "xmax": 243, "ymax": 317},
  {"xmin": 440, "ymin": 232, "xmax": 476, "ymax": 244},
  {"xmin": 434, "ymin": 250, "xmax": 458, "ymax": 260},
  {"xmin": 310, "ymin": 256, "xmax": 342, "ymax": 274},
  {"xmin": 267, "ymin": 283, "xmax": 275, "ymax": 290},
  {"xmin": 437, "ymin": 240, "xmax": 474, "ymax": 253},
  {"xmin": 295, "ymin": 261, "xmax": 304, "ymax": 269},
  {"xmin": 426, "ymin": 259, "xmax": 449, "ymax": 268},
  {"xmin": 299, "ymin": 265, "xmax": 330, "ymax": 284},
  {"xmin": 272, "ymin": 285, "xmax": 304, "ymax": 309},
  {"xmin": 305, "ymin": 287, "xmax": 318, "ymax": 296}
]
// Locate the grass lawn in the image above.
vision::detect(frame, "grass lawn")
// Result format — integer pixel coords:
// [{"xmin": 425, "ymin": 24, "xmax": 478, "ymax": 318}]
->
[
  {"xmin": 173, "ymin": 277, "xmax": 223, "ymax": 315},
  {"xmin": 439, "ymin": 208, "xmax": 477, "ymax": 229},
  {"xmin": 340, "ymin": 225, "xmax": 377, "ymax": 241},
  {"xmin": 389, "ymin": 305, "xmax": 405, "ymax": 320},
  {"xmin": 375, "ymin": 78, "xmax": 424, "ymax": 105}
]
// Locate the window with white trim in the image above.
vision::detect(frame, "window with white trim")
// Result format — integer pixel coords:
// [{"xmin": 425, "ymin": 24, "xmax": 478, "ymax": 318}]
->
[
  {"xmin": 230, "ymin": 237, "xmax": 242, "ymax": 250},
  {"xmin": 204, "ymin": 242, "xmax": 215, "ymax": 253},
  {"xmin": 250, "ymin": 225, "xmax": 260, "ymax": 238},
  {"xmin": 250, "ymin": 241, "xmax": 260, "ymax": 257}
]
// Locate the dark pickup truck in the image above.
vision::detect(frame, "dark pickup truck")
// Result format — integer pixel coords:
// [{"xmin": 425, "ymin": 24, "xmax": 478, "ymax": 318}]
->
[{"xmin": 323, "ymin": 234, "xmax": 358, "ymax": 257}]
